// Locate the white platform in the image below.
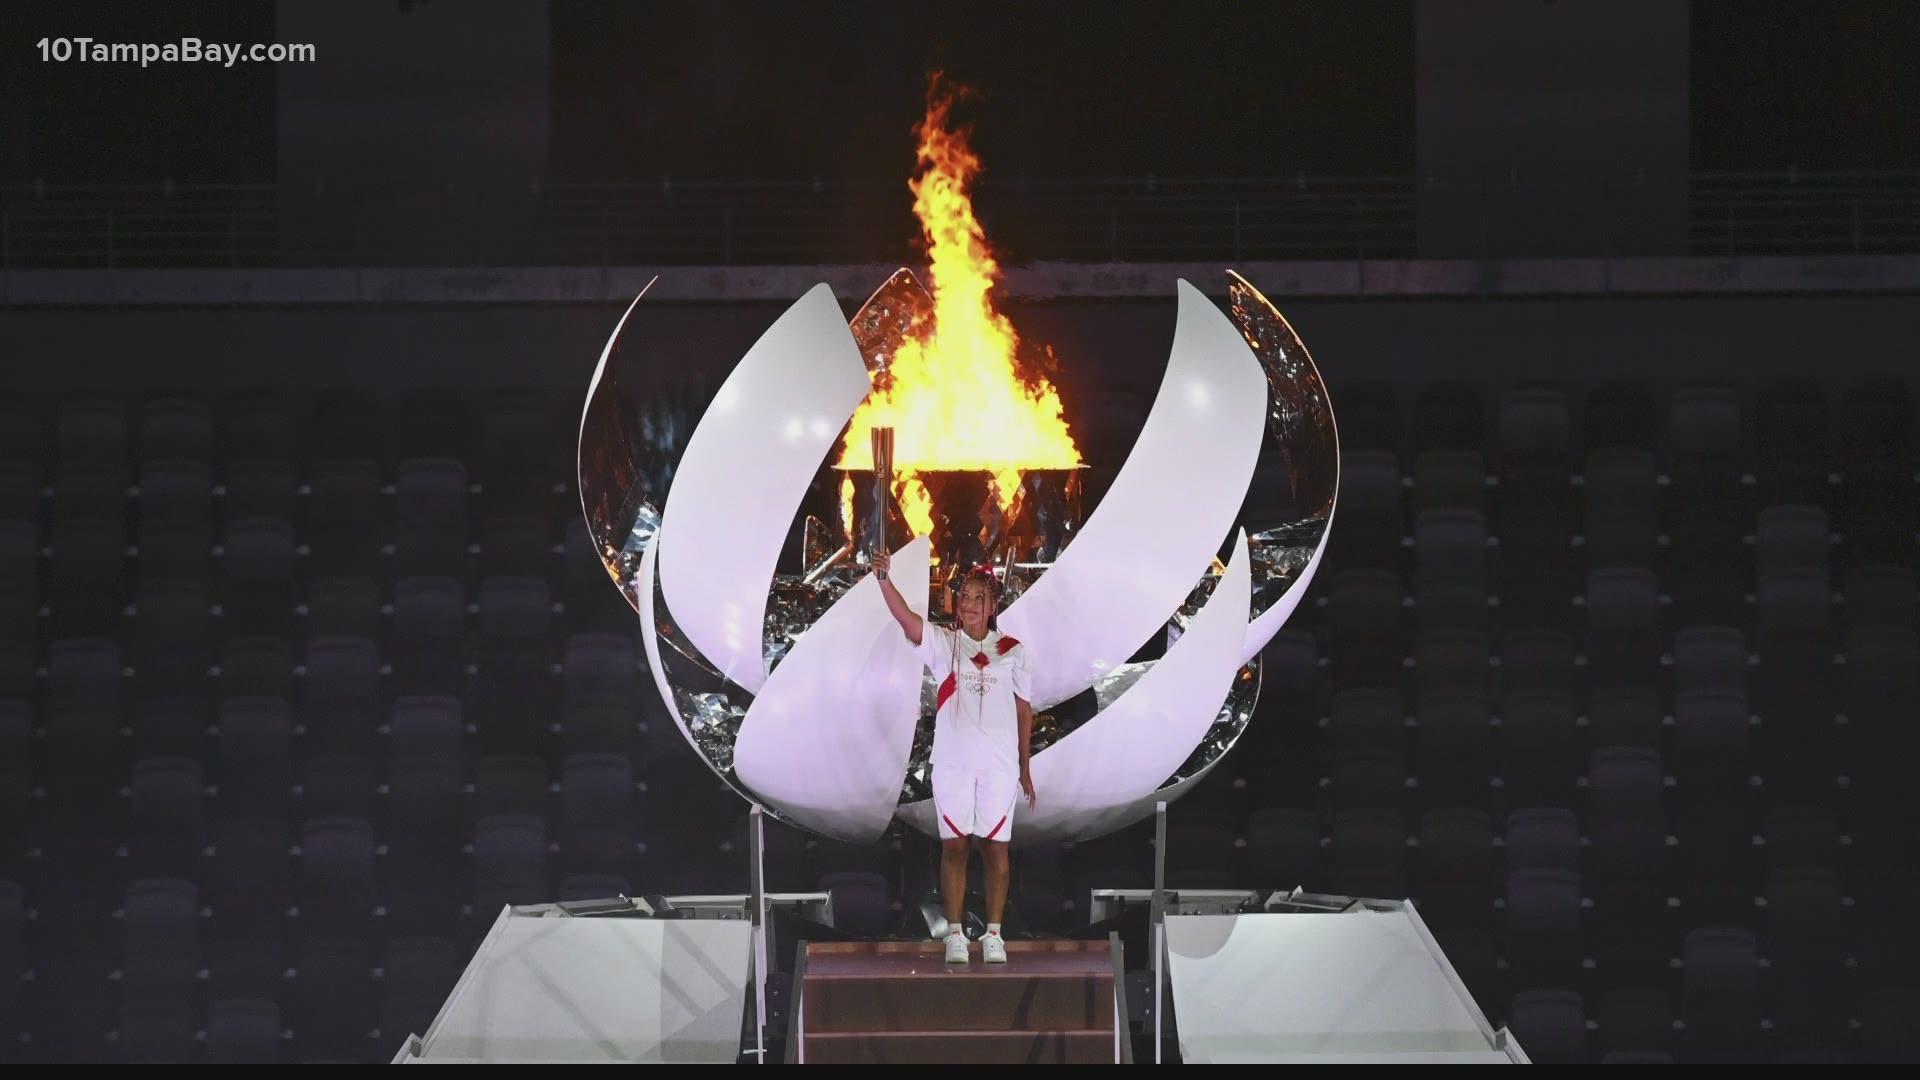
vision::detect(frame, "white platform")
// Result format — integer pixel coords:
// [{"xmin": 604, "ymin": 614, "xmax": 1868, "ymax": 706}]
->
[
  {"xmin": 394, "ymin": 907, "xmax": 753, "ymax": 1063},
  {"xmin": 1164, "ymin": 901, "xmax": 1527, "ymax": 1064}
]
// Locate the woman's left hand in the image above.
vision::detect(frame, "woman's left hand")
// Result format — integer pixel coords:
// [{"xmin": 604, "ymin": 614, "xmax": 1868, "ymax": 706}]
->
[{"xmin": 1020, "ymin": 772, "xmax": 1037, "ymax": 808}]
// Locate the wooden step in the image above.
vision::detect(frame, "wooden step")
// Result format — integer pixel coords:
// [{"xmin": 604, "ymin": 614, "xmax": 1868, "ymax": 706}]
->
[
  {"xmin": 801, "ymin": 1028, "xmax": 1115, "ymax": 1065},
  {"xmin": 801, "ymin": 939, "xmax": 1115, "ymax": 1034}
]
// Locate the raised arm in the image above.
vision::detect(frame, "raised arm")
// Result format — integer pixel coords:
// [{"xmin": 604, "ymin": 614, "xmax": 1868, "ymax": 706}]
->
[{"xmin": 872, "ymin": 548, "xmax": 924, "ymax": 646}]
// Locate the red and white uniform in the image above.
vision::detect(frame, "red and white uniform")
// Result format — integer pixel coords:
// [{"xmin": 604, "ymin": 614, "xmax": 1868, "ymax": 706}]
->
[{"xmin": 916, "ymin": 625, "xmax": 1030, "ymax": 841}]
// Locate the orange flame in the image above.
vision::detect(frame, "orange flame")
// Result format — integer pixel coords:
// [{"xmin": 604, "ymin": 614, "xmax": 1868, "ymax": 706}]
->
[
  {"xmin": 838, "ymin": 76, "xmax": 1082, "ymax": 540},
  {"xmin": 897, "ymin": 478, "xmax": 934, "ymax": 539}
]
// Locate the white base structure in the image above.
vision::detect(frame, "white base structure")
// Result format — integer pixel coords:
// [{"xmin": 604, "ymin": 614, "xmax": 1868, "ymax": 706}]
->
[
  {"xmin": 393, "ymin": 910, "xmax": 749, "ymax": 1063},
  {"xmin": 1164, "ymin": 901, "xmax": 1528, "ymax": 1064},
  {"xmin": 390, "ymin": 895, "xmax": 841, "ymax": 1064},
  {"xmin": 389, "ymin": 890, "xmax": 1518, "ymax": 1064}
]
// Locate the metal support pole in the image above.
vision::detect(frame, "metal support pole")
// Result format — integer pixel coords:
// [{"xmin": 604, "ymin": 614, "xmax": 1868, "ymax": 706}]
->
[
  {"xmin": 784, "ymin": 938, "xmax": 810, "ymax": 1064},
  {"xmin": 749, "ymin": 803, "xmax": 768, "ymax": 1063},
  {"xmin": 1152, "ymin": 799, "xmax": 1168, "ymax": 1064}
]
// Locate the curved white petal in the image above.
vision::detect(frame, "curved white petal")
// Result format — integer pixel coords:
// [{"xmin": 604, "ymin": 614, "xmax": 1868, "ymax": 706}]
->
[
  {"xmin": 999, "ymin": 280, "xmax": 1268, "ymax": 710},
  {"xmin": 733, "ymin": 538, "xmax": 931, "ymax": 843},
  {"xmin": 900, "ymin": 530, "xmax": 1254, "ymax": 844},
  {"xmin": 656, "ymin": 283, "xmax": 872, "ymax": 693}
]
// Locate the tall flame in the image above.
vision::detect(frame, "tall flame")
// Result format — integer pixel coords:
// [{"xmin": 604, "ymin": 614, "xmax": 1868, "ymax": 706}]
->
[{"xmin": 838, "ymin": 76, "xmax": 1082, "ymax": 539}]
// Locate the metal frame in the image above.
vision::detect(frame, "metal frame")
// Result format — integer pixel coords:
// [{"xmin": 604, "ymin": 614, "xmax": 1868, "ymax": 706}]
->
[
  {"xmin": 783, "ymin": 938, "xmax": 811, "ymax": 1065},
  {"xmin": 748, "ymin": 803, "xmax": 769, "ymax": 1064},
  {"xmin": 1151, "ymin": 800, "xmax": 1167, "ymax": 1065},
  {"xmin": 1089, "ymin": 887, "xmax": 1263, "ymax": 925}
]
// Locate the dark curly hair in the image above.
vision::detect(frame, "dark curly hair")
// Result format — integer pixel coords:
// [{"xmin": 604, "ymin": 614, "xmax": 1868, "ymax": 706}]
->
[{"xmin": 954, "ymin": 564, "xmax": 1000, "ymax": 631}]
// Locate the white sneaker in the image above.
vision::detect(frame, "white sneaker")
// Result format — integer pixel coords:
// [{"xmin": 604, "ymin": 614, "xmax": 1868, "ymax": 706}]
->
[
  {"xmin": 982, "ymin": 930, "xmax": 1007, "ymax": 964},
  {"xmin": 944, "ymin": 931, "xmax": 970, "ymax": 963}
]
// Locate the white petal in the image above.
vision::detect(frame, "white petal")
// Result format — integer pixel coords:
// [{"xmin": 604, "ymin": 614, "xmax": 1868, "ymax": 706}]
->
[
  {"xmin": 999, "ymin": 280, "xmax": 1267, "ymax": 710},
  {"xmin": 655, "ymin": 283, "xmax": 872, "ymax": 693},
  {"xmin": 734, "ymin": 538, "xmax": 931, "ymax": 843}
]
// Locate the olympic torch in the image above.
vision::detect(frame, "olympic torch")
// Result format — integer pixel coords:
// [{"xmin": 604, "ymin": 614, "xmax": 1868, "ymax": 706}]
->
[{"xmin": 869, "ymin": 426, "xmax": 894, "ymax": 577}]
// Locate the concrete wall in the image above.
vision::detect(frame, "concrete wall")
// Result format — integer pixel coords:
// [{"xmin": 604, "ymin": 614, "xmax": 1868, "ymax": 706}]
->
[
  {"xmin": 2, "ymin": 273, "xmax": 1912, "ymax": 406},
  {"xmin": 274, "ymin": 0, "xmax": 552, "ymax": 262},
  {"xmin": 1416, "ymin": 0, "xmax": 1691, "ymax": 258}
]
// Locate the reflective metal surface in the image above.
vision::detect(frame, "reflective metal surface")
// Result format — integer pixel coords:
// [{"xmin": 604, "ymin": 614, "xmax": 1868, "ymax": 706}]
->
[
  {"xmin": 1231, "ymin": 270, "xmax": 1337, "ymax": 525},
  {"xmin": 848, "ymin": 268, "xmax": 934, "ymax": 386},
  {"xmin": 1228, "ymin": 272, "xmax": 1341, "ymax": 666},
  {"xmin": 576, "ymin": 283, "xmax": 665, "ymax": 603}
]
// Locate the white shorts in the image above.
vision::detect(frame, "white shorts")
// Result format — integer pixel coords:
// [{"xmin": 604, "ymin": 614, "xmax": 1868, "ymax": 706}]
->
[{"xmin": 933, "ymin": 764, "xmax": 1018, "ymax": 842}]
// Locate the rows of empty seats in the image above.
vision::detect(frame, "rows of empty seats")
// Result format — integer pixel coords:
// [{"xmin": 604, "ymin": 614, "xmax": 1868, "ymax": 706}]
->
[
  {"xmin": 0, "ymin": 390, "xmax": 760, "ymax": 1061},
  {"xmin": 1125, "ymin": 378, "xmax": 1918, "ymax": 1063},
  {"xmin": 2, "ymin": 378, "xmax": 1916, "ymax": 1061}
]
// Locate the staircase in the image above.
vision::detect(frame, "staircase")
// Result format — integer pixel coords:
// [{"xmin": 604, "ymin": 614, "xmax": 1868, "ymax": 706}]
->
[{"xmin": 796, "ymin": 939, "xmax": 1121, "ymax": 1064}]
